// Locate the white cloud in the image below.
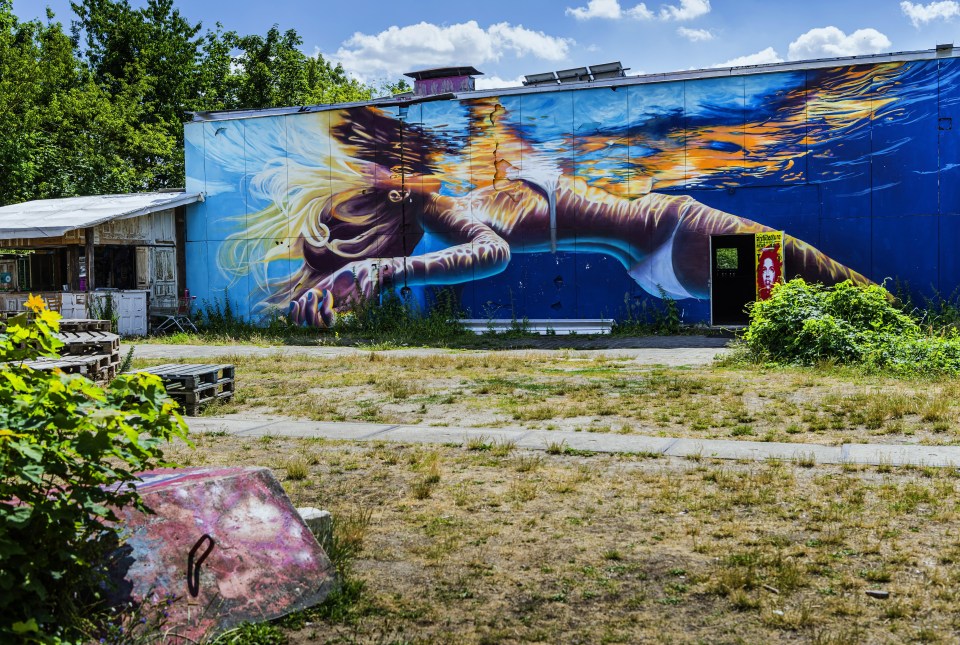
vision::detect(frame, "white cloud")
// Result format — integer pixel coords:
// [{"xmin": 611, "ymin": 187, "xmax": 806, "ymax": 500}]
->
[
  {"xmin": 567, "ymin": 0, "xmax": 622, "ymax": 19},
  {"xmin": 329, "ymin": 21, "xmax": 573, "ymax": 81},
  {"xmin": 474, "ymin": 75, "xmax": 526, "ymax": 90},
  {"xmin": 901, "ymin": 1, "xmax": 960, "ymax": 27},
  {"xmin": 566, "ymin": 0, "xmax": 653, "ymax": 20},
  {"xmin": 626, "ymin": 4, "xmax": 655, "ymax": 19},
  {"xmin": 677, "ymin": 26, "xmax": 714, "ymax": 41},
  {"xmin": 787, "ymin": 26, "xmax": 892, "ymax": 60},
  {"xmin": 659, "ymin": 0, "xmax": 711, "ymax": 21},
  {"xmin": 714, "ymin": 47, "xmax": 784, "ymax": 68}
]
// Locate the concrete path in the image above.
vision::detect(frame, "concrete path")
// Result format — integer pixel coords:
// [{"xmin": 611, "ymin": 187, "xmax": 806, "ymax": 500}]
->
[
  {"xmin": 188, "ymin": 416, "xmax": 960, "ymax": 468},
  {"xmin": 129, "ymin": 337, "xmax": 731, "ymax": 367}
]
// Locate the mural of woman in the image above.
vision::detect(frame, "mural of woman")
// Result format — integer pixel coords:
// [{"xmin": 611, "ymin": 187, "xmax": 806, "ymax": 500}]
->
[{"xmin": 218, "ymin": 81, "xmax": 876, "ymax": 328}]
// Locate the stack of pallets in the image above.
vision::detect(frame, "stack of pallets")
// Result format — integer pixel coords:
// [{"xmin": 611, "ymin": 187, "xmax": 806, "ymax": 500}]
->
[
  {"xmin": 131, "ymin": 363, "xmax": 235, "ymax": 415},
  {"xmin": 5, "ymin": 319, "xmax": 121, "ymax": 383}
]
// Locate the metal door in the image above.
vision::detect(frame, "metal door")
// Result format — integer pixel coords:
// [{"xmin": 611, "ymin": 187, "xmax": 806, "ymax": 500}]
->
[{"xmin": 710, "ymin": 234, "xmax": 756, "ymax": 326}]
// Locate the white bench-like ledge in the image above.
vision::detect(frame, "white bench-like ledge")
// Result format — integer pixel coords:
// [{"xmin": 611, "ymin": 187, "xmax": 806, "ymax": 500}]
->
[{"xmin": 458, "ymin": 318, "xmax": 615, "ymax": 335}]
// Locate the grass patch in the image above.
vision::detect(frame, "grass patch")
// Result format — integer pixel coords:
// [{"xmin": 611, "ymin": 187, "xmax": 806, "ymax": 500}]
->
[
  {"xmin": 158, "ymin": 436, "xmax": 960, "ymax": 643},
  {"xmin": 133, "ymin": 349, "xmax": 960, "ymax": 448}
]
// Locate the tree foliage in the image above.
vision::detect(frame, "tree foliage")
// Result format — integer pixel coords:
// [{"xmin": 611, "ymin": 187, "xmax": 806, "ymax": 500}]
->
[
  {"xmin": 0, "ymin": 298, "xmax": 188, "ymax": 641},
  {"xmin": 0, "ymin": 0, "xmax": 403, "ymax": 205}
]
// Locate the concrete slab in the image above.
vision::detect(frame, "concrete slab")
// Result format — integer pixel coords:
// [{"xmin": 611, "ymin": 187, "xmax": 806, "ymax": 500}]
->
[
  {"xmin": 666, "ymin": 439, "xmax": 843, "ymax": 464},
  {"xmin": 126, "ymin": 341, "xmax": 730, "ymax": 366},
  {"xmin": 842, "ymin": 444, "xmax": 960, "ymax": 467},
  {"xmin": 185, "ymin": 416, "xmax": 960, "ymax": 469},
  {"xmin": 516, "ymin": 431, "xmax": 675, "ymax": 455},
  {"xmin": 376, "ymin": 425, "xmax": 529, "ymax": 446}
]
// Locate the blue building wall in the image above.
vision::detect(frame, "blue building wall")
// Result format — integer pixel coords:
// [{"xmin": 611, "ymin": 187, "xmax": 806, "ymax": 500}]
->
[{"xmin": 184, "ymin": 56, "xmax": 960, "ymax": 325}]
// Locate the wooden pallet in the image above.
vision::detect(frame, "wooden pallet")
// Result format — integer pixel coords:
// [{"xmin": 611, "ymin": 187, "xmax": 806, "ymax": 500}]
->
[
  {"xmin": 56, "ymin": 330, "xmax": 120, "ymax": 356},
  {"xmin": 59, "ymin": 319, "xmax": 112, "ymax": 333},
  {"xmin": 131, "ymin": 364, "xmax": 235, "ymax": 415},
  {"xmin": 19, "ymin": 354, "xmax": 106, "ymax": 378},
  {"xmin": 2, "ymin": 317, "xmax": 118, "ymax": 383}
]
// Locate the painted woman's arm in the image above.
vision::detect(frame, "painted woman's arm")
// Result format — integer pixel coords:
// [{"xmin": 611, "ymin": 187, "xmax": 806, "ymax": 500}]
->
[{"xmin": 289, "ymin": 194, "xmax": 511, "ymax": 326}]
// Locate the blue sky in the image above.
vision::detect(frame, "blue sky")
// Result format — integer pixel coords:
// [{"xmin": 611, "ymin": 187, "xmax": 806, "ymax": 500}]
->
[{"xmin": 15, "ymin": 0, "xmax": 960, "ymax": 88}]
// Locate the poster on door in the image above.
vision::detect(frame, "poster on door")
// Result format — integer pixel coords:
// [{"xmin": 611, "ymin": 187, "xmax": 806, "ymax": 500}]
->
[{"xmin": 755, "ymin": 231, "xmax": 784, "ymax": 301}]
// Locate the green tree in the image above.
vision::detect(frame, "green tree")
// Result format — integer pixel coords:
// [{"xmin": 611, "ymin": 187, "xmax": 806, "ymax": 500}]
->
[
  {"xmin": 71, "ymin": 0, "xmax": 202, "ymax": 186},
  {"xmin": 0, "ymin": 298, "xmax": 188, "ymax": 640},
  {"xmin": 0, "ymin": 2, "xmax": 169, "ymax": 204},
  {"xmin": 0, "ymin": 0, "xmax": 407, "ymax": 203},
  {"xmin": 304, "ymin": 53, "xmax": 374, "ymax": 105}
]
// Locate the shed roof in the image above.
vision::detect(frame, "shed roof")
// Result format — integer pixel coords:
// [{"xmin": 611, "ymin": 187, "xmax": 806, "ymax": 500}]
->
[
  {"xmin": 0, "ymin": 192, "xmax": 202, "ymax": 240},
  {"xmin": 404, "ymin": 66, "xmax": 483, "ymax": 80}
]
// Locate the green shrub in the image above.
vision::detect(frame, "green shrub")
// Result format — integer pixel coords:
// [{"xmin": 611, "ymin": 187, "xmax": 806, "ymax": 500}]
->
[
  {"xmin": 0, "ymin": 297, "xmax": 188, "ymax": 641},
  {"xmin": 741, "ymin": 279, "xmax": 960, "ymax": 375}
]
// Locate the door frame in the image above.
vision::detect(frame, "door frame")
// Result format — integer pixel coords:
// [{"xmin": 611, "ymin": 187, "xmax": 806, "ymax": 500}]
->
[{"xmin": 709, "ymin": 233, "xmax": 754, "ymax": 327}]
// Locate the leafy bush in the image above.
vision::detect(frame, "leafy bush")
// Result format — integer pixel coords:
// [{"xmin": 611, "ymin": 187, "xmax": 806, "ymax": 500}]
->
[
  {"xmin": 741, "ymin": 279, "xmax": 960, "ymax": 375},
  {"xmin": 0, "ymin": 297, "xmax": 188, "ymax": 641}
]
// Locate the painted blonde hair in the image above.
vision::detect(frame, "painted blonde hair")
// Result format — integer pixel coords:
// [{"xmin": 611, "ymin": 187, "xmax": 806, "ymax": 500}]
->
[{"xmin": 218, "ymin": 111, "xmax": 397, "ymax": 314}]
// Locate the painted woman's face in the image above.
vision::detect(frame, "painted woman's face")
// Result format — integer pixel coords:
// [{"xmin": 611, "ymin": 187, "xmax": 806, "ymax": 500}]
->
[{"xmin": 762, "ymin": 258, "xmax": 776, "ymax": 287}]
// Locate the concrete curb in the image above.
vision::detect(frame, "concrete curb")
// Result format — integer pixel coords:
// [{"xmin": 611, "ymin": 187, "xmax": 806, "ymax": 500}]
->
[{"xmin": 187, "ymin": 417, "xmax": 960, "ymax": 468}]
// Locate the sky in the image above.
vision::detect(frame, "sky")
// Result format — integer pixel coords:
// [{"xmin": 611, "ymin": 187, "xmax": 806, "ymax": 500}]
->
[{"xmin": 14, "ymin": 0, "xmax": 960, "ymax": 89}]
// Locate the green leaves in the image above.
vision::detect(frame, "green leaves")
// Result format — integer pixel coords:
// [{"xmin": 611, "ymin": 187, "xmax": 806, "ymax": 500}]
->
[
  {"xmin": 741, "ymin": 279, "xmax": 960, "ymax": 375},
  {"xmin": 0, "ymin": 308, "xmax": 188, "ymax": 639}
]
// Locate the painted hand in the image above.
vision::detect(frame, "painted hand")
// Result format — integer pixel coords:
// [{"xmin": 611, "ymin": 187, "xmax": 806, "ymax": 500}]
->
[
  {"xmin": 288, "ymin": 260, "xmax": 387, "ymax": 327},
  {"xmin": 288, "ymin": 288, "xmax": 336, "ymax": 328}
]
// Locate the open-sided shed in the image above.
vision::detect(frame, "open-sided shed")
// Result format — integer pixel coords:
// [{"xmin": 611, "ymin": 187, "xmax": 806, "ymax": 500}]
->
[{"xmin": 0, "ymin": 191, "xmax": 202, "ymax": 334}]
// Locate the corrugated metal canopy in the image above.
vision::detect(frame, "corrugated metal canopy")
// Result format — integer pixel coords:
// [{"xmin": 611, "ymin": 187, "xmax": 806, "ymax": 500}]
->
[{"xmin": 0, "ymin": 192, "xmax": 202, "ymax": 240}]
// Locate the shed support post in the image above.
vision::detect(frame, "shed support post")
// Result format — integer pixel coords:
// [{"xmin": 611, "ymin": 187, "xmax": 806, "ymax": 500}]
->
[{"xmin": 85, "ymin": 227, "xmax": 95, "ymax": 292}]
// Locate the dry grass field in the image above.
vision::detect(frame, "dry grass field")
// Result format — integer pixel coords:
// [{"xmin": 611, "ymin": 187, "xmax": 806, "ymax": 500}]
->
[
  {"xmin": 137, "ymin": 348, "xmax": 960, "ymax": 642},
  {"xmin": 170, "ymin": 433, "xmax": 960, "ymax": 644},
  {"xmin": 136, "ymin": 351, "xmax": 960, "ymax": 447}
]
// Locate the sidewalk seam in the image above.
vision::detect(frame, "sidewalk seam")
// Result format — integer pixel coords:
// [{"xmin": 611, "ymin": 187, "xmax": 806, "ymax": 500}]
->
[
  {"xmin": 661, "ymin": 437, "xmax": 680, "ymax": 455},
  {"xmin": 359, "ymin": 424, "xmax": 404, "ymax": 439}
]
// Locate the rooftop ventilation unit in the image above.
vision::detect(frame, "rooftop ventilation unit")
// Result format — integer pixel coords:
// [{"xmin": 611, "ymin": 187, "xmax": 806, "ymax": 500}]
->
[
  {"xmin": 523, "ymin": 71, "xmax": 558, "ymax": 86},
  {"xmin": 404, "ymin": 66, "xmax": 482, "ymax": 96}
]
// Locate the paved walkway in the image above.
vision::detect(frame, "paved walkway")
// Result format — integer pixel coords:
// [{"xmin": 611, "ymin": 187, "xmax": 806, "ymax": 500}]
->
[
  {"xmin": 188, "ymin": 416, "xmax": 960, "ymax": 468},
  {"xmin": 129, "ymin": 336, "xmax": 731, "ymax": 367}
]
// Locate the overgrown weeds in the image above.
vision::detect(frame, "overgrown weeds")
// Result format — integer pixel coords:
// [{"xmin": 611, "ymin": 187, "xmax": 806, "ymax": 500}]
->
[{"xmin": 332, "ymin": 286, "xmax": 469, "ymax": 345}]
